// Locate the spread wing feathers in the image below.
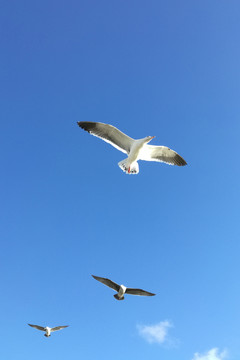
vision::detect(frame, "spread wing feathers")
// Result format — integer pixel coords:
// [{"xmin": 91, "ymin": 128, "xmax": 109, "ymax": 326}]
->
[
  {"xmin": 92, "ymin": 275, "xmax": 120, "ymax": 292},
  {"xmin": 140, "ymin": 145, "xmax": 187, "ymax": 166},
  {"xmin": 51, "ymin": 325, "xmax": 69, "ymax": 332},
  {"xmin": 77, "ymin": 122, "xmax": 134, "ymax": 154},
  {"xmin": 125, "ymin": 288, "xmax": 156, "ymax": 296},
  {"xmin": 28, "ymin": 324, "xmax": 45, "ymax": 331}
]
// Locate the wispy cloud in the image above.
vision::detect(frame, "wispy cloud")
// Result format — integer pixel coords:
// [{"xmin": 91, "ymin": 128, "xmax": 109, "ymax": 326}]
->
[
  {"xmin": 192, "ymin": 348, "xmax": 228, "ymax": 360},
  {"xmin": 137, "ymin": 320, "xmax": 173, "ymax": 345}
]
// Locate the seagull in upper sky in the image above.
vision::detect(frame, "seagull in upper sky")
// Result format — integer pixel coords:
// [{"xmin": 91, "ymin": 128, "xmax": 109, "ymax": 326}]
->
[
  {"xmin": 92, "ymin": 275, "xmax": 156, "ymax": 300},
  {"xmin": 28, "ymin": 324, "xmax": 69, "ymax": 337},
  {"xmin": 77, "ymin": 121, "xmax": 187, "ymax": 174}
]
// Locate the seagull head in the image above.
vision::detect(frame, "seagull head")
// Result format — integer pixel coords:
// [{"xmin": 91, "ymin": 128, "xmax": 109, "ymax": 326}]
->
[{"xmin": 145, "ymin": 136, "xmax": 155, "ymax": 143}]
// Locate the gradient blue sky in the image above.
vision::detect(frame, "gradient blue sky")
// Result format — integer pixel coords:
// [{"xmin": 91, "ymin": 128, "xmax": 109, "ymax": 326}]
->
[{"xmin": 1, "ymin": 1, "xmax": 240, "ymax": 359}]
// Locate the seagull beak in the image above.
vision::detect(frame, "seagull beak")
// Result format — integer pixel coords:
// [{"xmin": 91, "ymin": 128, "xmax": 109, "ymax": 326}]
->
[{"xmin": 151, "ymin": 136, "xmax": 155, "ymax": 139}]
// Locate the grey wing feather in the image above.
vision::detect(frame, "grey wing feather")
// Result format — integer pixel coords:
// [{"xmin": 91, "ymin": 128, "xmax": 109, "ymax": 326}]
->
[
  {"xmin": 92, "ymin": 275, "xmax": 120, "ymax": 292},
  {"xmin": 141, "ymin": 145, "xmax": 187, "ymax": 166},
  {"xmin": 51, "ymin": 325, "xmax": 69, "ymax": 332},
  {"xmin": 125, "ymin": 288, "xmax": 156, "ymax": 296},
  {"xmin": 28, "ymin": 324, "xmax": 45, "ymax": 331},
  {"xmin": 77, "ymin": 122, "xmax": 133, "ymax": 154}
]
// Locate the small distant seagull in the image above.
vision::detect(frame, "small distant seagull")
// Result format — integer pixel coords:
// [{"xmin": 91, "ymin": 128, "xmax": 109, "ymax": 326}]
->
[
  {"xmin": 92, "ymin": 275, "xmax": 156, "ymax": 300},
  {"xmin": 28, "ymin": 324, "xmax": 69, "ymax": 337},
  {"xmin": 77, "ymin": 121, "xmax": 187, "ymax": 174}
]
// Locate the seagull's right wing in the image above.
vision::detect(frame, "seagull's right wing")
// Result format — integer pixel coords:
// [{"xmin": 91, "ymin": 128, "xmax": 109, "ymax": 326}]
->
[
  {"xmin": 92, "ymin": 275, "xmax": 120, "ymax": 292},
  {"xmin": 51, "ymin": 325, "xmax": 69, "ymax": 332},
  {"xmin": 28, "ymin": 324, "xmax": 45, "ymax": 331},
  {"xmin": 77, "ymin": 122, "xmax": 134, "ymax": 154},
  {"xmin": 140, "ymin": 145, "xmax": 187, "ymax": 166},
  {"xmin": 125, "ymin": 288, "xmax": 156, "ymax": 296}
]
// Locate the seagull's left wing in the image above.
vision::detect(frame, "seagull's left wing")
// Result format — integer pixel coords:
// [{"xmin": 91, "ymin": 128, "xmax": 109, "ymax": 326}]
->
[
  {"xmin": 125, "ymin": 288, "xmax": 156, "ymax": 296},
  {"xmin": 51, "ymin": 325, "xmax": 69, "ymax": 332},
  {"xmin": 28, "ymin": 324, "xmax": 45, "ymax": 331},
  {"xmin": 140, "ymin": 145, "xmax": 187, "ymax": 166},
  {"xmin": 77, "ymin": 122, "xmax": 134, "ymax": 154},
  {"xmin": 92, "ymin": 275, "xmax": 120, "ymax": 292}
]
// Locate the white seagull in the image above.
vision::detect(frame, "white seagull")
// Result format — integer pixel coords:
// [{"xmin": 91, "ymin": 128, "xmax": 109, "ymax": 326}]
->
[
  {"xmin": 77, "ymin": 121, "xmax": 187, "ymax": 174},
  {"xmin": 28, "ymin": 324, "xmax": 69, "ymax": 337},
  {"xmin": 92, "ymin": 275, "xmax": 156, "ymax": 300}
]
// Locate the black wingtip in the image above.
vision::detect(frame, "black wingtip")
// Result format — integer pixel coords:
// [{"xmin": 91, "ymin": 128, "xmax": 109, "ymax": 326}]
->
[
  {"xmin": 77, "ymin": 121, "xmax": 87, "ymax": 128},
  {"xmin": 77, "ymin": 121, "xmax": 98, "ymax": 133},
  {"xmin": 181, "ymin": 157, "xmax": 187, "ymax": 166},
  {"xmin": 175, "ymin": 154, "xmax": 187, "ymax": 166}
]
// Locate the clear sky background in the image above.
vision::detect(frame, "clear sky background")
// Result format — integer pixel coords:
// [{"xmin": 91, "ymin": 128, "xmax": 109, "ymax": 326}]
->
[{"xmin": 1, "ymin": 1, "xmax": 240, "ymax": 359}]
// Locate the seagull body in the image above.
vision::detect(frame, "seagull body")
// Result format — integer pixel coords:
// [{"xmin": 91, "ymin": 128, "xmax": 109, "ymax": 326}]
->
[
  {"xmin": 77, "ymin": 121, "xmax": 187, "ymax": 174},
  {"xmin": 92, "ymin": 275, "xmax": 156, "ymax": 300},
  {"xmin": 114, "ymin": 285, "xmax": 127, "ymax": 301},
  {"xmin": 28, "ymin": 324, "xmax": 69, "ymax": 337}
]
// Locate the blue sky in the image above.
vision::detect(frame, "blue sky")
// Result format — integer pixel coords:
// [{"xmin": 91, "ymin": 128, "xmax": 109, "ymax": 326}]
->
[{"xmin": 1, "ymin": 1, "xmax": 240, "ymax": 359}]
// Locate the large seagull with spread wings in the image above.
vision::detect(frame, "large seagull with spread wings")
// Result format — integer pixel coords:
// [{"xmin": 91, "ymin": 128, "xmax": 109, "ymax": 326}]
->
[
  {"xmin": 28, "ymin": 324, "xmax": 69, "ymax": 337},
  {"xmin": 92, "ymin": 275, "xmax": 156, "ymax": 300},
  {"xmin": 78, "ymin": 121, "xmax": 187, "ymax": 174}
]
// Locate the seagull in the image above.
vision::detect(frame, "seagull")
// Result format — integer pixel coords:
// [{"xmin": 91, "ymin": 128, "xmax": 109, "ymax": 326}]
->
[
  {"xmin": 77, "ymin": 121, "xmax": 187, "ymax": 174},
  {"xmin": 28, "ymin": 324, "xmax": 69, "ymax": 337},
  {"xmin": 92, "ymin": 275, "xmax": 156, "ymax": 300}
]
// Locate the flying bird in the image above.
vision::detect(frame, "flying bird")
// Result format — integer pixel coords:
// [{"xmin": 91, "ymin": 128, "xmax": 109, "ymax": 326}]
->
[
  {"xmin": 77, "ymin": 121, "xmax": 187, "ymax": 174},
  {"xmin": 28, "ymin": 324, "xmax": 69, "ymax": 337},
  {"xmin": 92, "ymin": 275, "xmax": 156, "ymax": 300}
]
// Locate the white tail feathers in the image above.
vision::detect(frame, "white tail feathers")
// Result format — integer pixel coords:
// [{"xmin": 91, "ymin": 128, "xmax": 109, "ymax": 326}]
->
[{"xmin": 118, "ymin": 159, "xmax": 139, "ymax": 174}]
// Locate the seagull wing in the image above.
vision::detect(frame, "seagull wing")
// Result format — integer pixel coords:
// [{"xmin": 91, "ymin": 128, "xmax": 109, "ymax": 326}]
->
[
  {"xmin": 77, "ymin": 122, "xmax": 134, "ymax": 154},
  {"xmin": 140, "ymin": 145, "xmax": 187, "ymax": 166},
  {"xmin": 92, "ymin": 275, "xmax": 120, "ymax": 292},
  {"xmin": 51, "ymin": 325, "xmax": 69, "ymax": 332},
  {"xmin": 125, "ymin": 288, "xmax": 156, "ymax": 296},
  {"xmin": 28, "ymin": 324, "xmax": 45, "ymax": 331}
]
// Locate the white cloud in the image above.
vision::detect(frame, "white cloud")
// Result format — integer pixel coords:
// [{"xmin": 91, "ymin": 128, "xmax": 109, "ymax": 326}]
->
[
  {"xmin": 137, "ymin": 320, "xmax": 173, "ymax": 344},
  {"xmin": 192, "ymin": 348, "xmax": 228, "ymax": 360}
]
